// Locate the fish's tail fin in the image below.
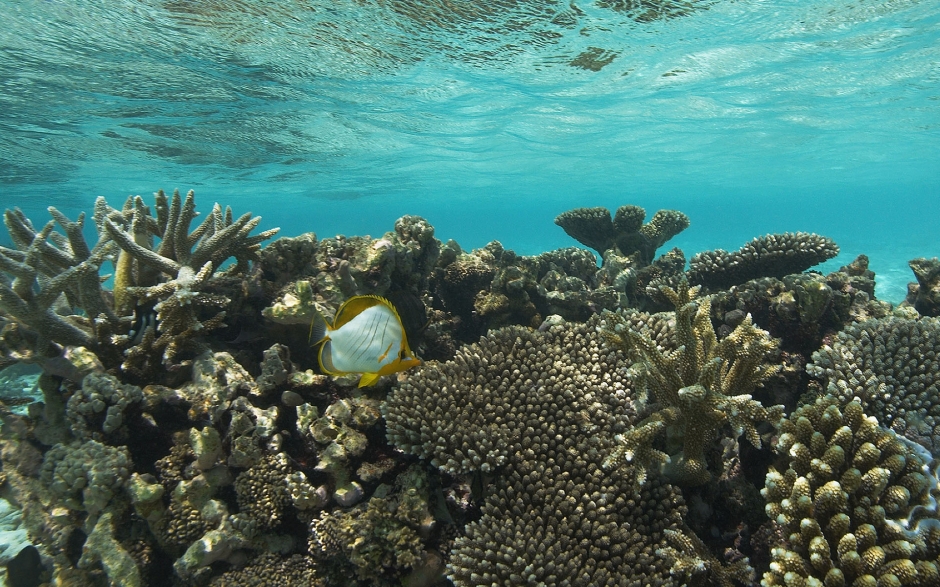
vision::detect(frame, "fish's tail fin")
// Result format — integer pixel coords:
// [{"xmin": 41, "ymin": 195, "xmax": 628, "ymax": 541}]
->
[{"xmin": 308, "ymin": 310, "xmax": 328, "ymax": 345}]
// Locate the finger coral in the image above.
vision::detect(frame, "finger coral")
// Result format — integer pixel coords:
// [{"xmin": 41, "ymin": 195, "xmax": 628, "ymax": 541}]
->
[
  {"xmin": 807, "ymin": 315, "xmax": 940, "ymax": 456},
  {"xmin": 761, "ymin": 395, "xmax": 940, "ymax": 587},
  {"xmin": 688, "ymin": 232, "xmax": 839, "ymax": 290},
  {"xmin": 600, "ymin": 280, "xmax": 784, "ymax": 486},
  {"xmin": 385, "ymin": 316, "xmax": 694, "ymax": 586}
]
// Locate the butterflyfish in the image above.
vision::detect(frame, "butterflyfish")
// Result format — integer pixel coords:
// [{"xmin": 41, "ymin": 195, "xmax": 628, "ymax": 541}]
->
[{"xmin": 309, "ymin": 295, "xmax": 421, "ymax": 387}]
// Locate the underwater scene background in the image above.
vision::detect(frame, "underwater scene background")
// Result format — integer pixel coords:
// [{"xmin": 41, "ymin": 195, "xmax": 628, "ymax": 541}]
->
[{"xmin": 1, "ymin": 0, "xmax": 940, "ymax": 586}]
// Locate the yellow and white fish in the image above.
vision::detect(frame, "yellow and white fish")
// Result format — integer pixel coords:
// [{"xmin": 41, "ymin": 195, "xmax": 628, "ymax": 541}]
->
[{"xmin": 309, "ymin": 295, "xmax": 421, "ymax": 387}]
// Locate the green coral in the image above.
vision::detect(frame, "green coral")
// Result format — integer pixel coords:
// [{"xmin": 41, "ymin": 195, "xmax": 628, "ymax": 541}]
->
[
  {"xmin": 761, "ymin": 395, "xmax": 940, "ymax": 587},
  {"xmin": 600, "ymin": 280, "xmax": 784, "ymax": 485}
]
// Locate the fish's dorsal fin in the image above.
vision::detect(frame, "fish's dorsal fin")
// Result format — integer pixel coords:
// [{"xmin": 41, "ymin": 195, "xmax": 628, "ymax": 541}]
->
[
  {"xmin": 332, "ymin": 295, "xmax": 397, "ymax": 330},
  {"xmin": 308, "ymin": 309, "xmax": 329, "ymax": 345}
]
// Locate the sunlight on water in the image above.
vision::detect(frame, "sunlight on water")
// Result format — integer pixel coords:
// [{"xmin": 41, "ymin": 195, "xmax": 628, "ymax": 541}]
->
[{"xmin": 1, "ymin": 0, "xmax": 938, "ymax": 301}]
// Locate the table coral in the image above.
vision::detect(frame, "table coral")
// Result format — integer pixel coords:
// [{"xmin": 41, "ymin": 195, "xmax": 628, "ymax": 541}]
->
[
  {"xmin": 807, "ymin": 315, "xmax": 940, "ymax": 457},
  {"xmin": 385, "ymin": 315, "xmax": 702, "ymax": 586},
  {"xmin": 600, "ymin": 281, "xmax": 784, "ymax": 486},
  {"xmin": 688, "ymin": 232, "xmax": 839, "ymax": 290},
  {"xmin": 554, "ymin": 204, "xmax": 690, "ymax": 264},
  {"xmin": 761, "ymin": 395, "xmax": 940, "ymax": 587}
]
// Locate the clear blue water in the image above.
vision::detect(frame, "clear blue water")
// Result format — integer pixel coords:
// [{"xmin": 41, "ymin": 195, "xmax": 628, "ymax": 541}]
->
[{"xmin": 2, "ymin": 0, "xmax": 939, "ymax": 302}]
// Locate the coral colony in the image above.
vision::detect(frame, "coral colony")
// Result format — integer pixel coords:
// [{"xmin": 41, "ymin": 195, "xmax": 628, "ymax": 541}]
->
[{"xmin": 1, "ymin": 192, "xmax": 940, "ymax": 587}]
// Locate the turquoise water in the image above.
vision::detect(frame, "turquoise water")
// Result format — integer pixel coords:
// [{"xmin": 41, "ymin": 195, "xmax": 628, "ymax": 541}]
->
[{"xmin": 2, "ymin": 0, "xmax": 939, "ymax": 301}]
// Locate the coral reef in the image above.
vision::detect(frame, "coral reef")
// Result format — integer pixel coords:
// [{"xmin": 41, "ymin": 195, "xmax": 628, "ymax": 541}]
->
[
  {"xmin": 807, "ymin": 315, "xmax": 940, "ymax": 456},
  {"xmin": 761, "ymin": 395, "xmax": 940, "ymax": 587},
  {"xmin": 5, "ymin": 192, "xmax": 940, "ymax": 587},
  {"xmin": 600, "ymin": 280, "xmax": 785, "ymax": 486},
  {"xmin": 0, "ymin": 207, "xmax": 116, "ymax": 360},
  {"xmin": 688, "ymin": 232, "xmax": 839, "ymax": 290},
  {"xmin": 308, "ymin": 465, "xmax": 434, "ymax": 586},
  {"xmin": 386, "ymin": 316, "xmax": 698, "ymax": 586},
  {"xmin": 710, "ymin": 256, "xmax": 890, "ymax": 358}
]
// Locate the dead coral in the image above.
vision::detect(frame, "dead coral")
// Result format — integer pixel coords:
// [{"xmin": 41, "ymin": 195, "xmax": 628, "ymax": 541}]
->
[
  {"xmin": 600, "ymin": 280, "xmax": 784, "ymax": 486},
  {"xmin": 903, "ymin": 256, "xmax": 940, "ymax": 317}
]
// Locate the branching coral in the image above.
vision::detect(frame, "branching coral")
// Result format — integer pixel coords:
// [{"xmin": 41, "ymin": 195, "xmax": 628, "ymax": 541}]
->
[
  {"xmin": 1, "ymin": 189, "xmax": 278, "ymax": 381},
  {"xmin": 599, "ymin": 281, "xmax": 784, "ymax": 486},
  {"xmin": 0, "ymin": 207, "xmax": 117, "ymax": 358},
  {"xmin": 761, "ymin": 395, "xmax": 940, "ymax": 587}
]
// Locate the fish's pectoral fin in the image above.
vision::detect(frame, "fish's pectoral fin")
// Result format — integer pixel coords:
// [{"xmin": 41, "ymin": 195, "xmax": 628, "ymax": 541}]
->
[
  {"xmin": 358, "ymin": 372, "xmax": 381, "ymax": 388},
  {"xmin": 377, "ymin": 341, "xmax": 394, "ymax": 363}
]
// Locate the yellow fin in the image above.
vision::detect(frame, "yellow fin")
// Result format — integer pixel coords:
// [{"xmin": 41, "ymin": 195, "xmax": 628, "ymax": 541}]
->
[{"xmin": 358, "ymin": 372, "xmax": 381, "ymax": 387}]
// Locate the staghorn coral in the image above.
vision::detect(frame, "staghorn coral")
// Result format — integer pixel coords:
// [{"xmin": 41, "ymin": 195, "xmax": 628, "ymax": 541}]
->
[
  {"xmin": 688, "ymin": 232, "xmax": 839, "ymax": 290},
  {"xmin": 554, "ymin": 204, "xmax": 689, "ymax": 264},
  {"xmin": 386, "ymin": 316, "xmax": 701, "ymax": 586},
  {"xmin": 101, "ymin": 189, "xmax": 278, "ymax": 373},
  {"xmin": 0, "ymin": 189, "xmax": 278, "ymax": 384},
  {"xmin": 600, "ymin": 281, "xmax": 784, "ymax": 486},
  {"xmin": 761, "ymin": 395, "xmax": 940, "ymax": 587},
  {"xmin": 0, "ymin": 206, "xmax": 117, "ymax": 360},
  {"xmin": 807, "ymin": 315, "xmax": 940, "ymax": 457},
  {"xmin": 102, "ymin": 189, "xmax": 279, "ymax": 294}
]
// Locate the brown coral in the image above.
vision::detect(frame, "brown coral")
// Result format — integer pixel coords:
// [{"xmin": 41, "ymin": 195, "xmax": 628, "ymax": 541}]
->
[
  {"xmin": 600, "ymin": 281, "xmax": 784, "ymax": 485},
  {"xmin": 386, "ymin": 316, "xmax": 697, "ymax": 586},
  {"xmin": 761, "ymin": 395, "xmax": 940, "ymax": 587}
]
